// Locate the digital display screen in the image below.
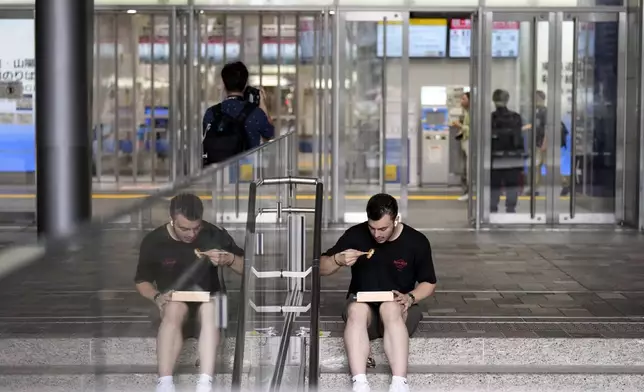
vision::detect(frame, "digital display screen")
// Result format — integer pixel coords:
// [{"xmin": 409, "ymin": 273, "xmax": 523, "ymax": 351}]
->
[
  {"xmin": 425, "ymin": 111, "xmax": 446, "ymax": 126},
  {"xmin": 377, "ymin": 18, "xmax": 448, "ymax": 58},
  {"xmin": 448, "ymin": 19, "xmax": 520, "ymax": 58}
]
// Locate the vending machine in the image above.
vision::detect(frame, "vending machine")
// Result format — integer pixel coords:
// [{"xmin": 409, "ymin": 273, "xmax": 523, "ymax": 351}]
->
[{"xmin": 419, "ymin": 86, "xmax": 450, "ymax": 185}]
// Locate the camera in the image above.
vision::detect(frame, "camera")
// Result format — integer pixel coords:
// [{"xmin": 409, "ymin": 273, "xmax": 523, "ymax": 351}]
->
[{"xmin": 243, "ymin": 86, "xmax": 261, "ymax": 106}]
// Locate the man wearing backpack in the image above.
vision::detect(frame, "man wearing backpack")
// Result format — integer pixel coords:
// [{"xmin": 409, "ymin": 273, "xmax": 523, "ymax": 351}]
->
[
  {"xmin": 490, "ymin": 89, "xmax": 524, "ymax": 213},
  {"xmin": 202, "ymin": 61, "xmax": 274, "ymax": 166}
]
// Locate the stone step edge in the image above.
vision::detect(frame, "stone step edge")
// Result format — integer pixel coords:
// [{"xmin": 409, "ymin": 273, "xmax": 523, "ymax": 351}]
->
[
  {"xmin": 2, "ymin": 364, "xmax": 644, "ymax": 376},
  {"xmin": 5, "ymin": 337, "xmax": 644, "ymax": 368}
]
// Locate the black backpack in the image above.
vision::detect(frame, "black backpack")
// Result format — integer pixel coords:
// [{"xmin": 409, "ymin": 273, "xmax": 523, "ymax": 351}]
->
[
  {"xmin": 202, "ymin": 102, "xmax": 255, "ymax": 166},
  {"xmin": 491, "ymin": 109, "xmax": 525, "ymax": 158}
]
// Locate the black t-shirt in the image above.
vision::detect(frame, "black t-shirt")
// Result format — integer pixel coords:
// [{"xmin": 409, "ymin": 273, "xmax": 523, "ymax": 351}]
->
[
  {"xmin": 134, "ymin": 222, "xmax": 244, "ymax": 294},
  {"xmin": 323, "ymin": 223, "xmax": 437, "ymax": 297}
]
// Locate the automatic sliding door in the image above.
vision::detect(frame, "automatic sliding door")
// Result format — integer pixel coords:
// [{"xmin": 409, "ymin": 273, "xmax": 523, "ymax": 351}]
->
[
  {"xmin": 93, "ymin": 11, "xmax": 175, "ymax": 187},
  {"xmin": 557, "ymin": 12, "xmax": 623, "ymax": 225},
  {"xmin": 337, "ymin": 11, "xmax": 410, "ymax": 224},
  {"xmin": 483, "ymin": 13, "xmax": 551, "ymax": 225}
]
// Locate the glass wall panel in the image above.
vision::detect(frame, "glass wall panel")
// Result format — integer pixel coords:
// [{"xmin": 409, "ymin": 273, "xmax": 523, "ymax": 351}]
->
[
  {"xmin": 93, "ymin": 12, "xmax": 174, "ymax": 187},
  {"xmin": 338, "ymin": 11, "xmax": 408, "ymax": 223},
  {"xmin": 338, "ymin": 0, "xmax": 406, "ymax": 6},
  {"xmin": 195, "ymin": 0, "xmax": 332, "ymax": 5},
  {"xmin": 96, "ymin": 0, "xmax": 188, "ymax": 4},
  {"xmin": 411, "ymin": 0, "xmax": 478, "ymax": 6},
  {"xmin": 485, "ymin": 0, "xmax": 624, "ymax": 6},
  {"xmin": 0, "ymin": 0, "xmax": 188, "ymax": 3}
]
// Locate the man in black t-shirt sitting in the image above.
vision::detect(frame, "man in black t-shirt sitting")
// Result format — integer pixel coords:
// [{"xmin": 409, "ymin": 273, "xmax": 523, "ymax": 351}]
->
[
  {"xmin": 320, "ymin": 194, "xmax": 437, "ymax": 392},
  {"xmin": 134, "ymin": 193, "xmax": 244, "ymax": 392}
]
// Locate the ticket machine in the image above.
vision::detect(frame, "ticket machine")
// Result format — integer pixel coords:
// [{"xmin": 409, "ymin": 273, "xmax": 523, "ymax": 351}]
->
[{"xmin": 419, "ymin": 87, "xmax": 450, "ymax": 185}]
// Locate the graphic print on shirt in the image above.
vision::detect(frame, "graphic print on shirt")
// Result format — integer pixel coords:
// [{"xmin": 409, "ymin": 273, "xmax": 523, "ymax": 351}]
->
[
  {"xmin": 393, "ymin": 259, "xmax": 407, "ymax": 271},
  {"xmin": 162, "ymin": 259, "xmax": 176, "ymax": 271}
]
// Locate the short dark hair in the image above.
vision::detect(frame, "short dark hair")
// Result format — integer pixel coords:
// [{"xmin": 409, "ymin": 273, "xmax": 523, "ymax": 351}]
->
[
  {"xmin": 464, "ymin": 92, "xmax": 470, "ymax": 100},
  {"xmin": 221, "ymin": 61, "xmax": 249, "ymax": 93},
  {"xmin": 536, "ymin": 90, "xmax": 546, "ymax": 101},
  {"xmin": 169, "ymin": 193, "xmax": 204, "ymax": 221},
  {"xmin": 492, "ymin": 89, "xmax": 510, "ymax": 106},
  {"xmin": 366, "ymin": 193, "xmax": 398, "ymax": 221}
]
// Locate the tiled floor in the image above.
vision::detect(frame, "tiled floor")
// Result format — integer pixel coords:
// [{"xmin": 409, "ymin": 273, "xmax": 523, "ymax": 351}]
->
[{"xmin": 1, "ymin": 229, "xmax": 644, "ymax": 338}]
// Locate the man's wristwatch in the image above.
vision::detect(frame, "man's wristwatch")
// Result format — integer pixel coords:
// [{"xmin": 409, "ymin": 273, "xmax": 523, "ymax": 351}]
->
[{"xmin": 407, "ymin": 293, "xmax": 416, "ymax": 305}]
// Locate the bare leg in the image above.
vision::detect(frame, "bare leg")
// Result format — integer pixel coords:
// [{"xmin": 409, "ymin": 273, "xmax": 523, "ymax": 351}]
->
[
  {"xmin": 379, "ymin": 302, "xmax": 409, "ymax": 377},
  {"xmin": 197, "ymin": 301, "xmax": 220, "ymax": 377},
  {"xmin": 157, "ymin": 302, "xmax": 189, "ymax": 377},
  {"xmin": 344, "ymin": 302, "xmax": 373, "ymax": 377}
]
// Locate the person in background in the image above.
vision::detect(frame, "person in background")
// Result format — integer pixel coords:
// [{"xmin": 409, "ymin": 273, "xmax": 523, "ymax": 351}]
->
[
  {"xmin": 490, "ymin": 89, "xmax": 524, "ymax": 213},
  {"xmin": 202, "ymin": 61, "xmax": 274, "ymax": 164},
  {"xmin": 453, "ymin": 92, "xmax": 471, "ymax": 201},
  {"xmin": 522, "ymin": 90, "xmax": 547, "ymax": 196},
  {"xmin": 522, "ymin": 90, "xmax": 571, "ymax": 196}
]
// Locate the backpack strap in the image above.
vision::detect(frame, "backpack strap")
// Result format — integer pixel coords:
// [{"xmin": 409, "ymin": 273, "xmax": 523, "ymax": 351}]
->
[{"xmin": 232, "ymin": 102, "xmax": 256, "ymax": 125}]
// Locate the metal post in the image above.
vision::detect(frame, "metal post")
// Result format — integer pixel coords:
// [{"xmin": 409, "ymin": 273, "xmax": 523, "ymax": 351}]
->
[
  {"xmin": 169, "ymin": 8, "xmax": 178, "ymax": 182},
  {"xmin": 308, "ymin": 181, "xmax": 323, "ymax": 387},
  {"xmin": 287, "ymin": 214, "xmax": 306, "ymax": 292},
  {"xmin": 35, "ymin": 0, "xmax": 93, "ymax": 237},
  {"xmin": 380, "ymin": 17, "xmax": 387, "ymax": 193},
  {"xmin": 570, "ymin": 18, "xmax": 579, "ymax": 219},
  {"xmin": 400, "ymin": 13, "xmax": 409, "ymax": 219},
  {"xmin": 331, "ymin": 10, "xmax": 342, "ymax": 223},
  {"xmin": 187, "ymin": 7, "xmax": 197, "ymax": 174}
]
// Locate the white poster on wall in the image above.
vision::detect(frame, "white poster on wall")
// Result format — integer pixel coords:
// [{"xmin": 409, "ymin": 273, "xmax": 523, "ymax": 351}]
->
[
  {"xmin": 0, "ymin": 19, "xmax": 36, "ymax": 172},
  {"xmin": 0, "ymin": 19, "xmax": 35, "ymax": 97}
]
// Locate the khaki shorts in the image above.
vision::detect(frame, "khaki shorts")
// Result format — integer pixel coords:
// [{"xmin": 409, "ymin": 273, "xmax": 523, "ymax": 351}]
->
[{"xmin": 342, "ymin": 298, "xmax": 423, "ymax": 340}]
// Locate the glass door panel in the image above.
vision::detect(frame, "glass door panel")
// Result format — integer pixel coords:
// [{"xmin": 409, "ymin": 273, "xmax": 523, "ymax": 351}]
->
[
  {"xmin": 337, "ymin": 11, "xmax": 409, "ymax": 224},
  {"xmin": 93, "ymin": 10, "xmax": 178, "ymax": 188},
  {"xmin": 482, "ymin": 12, "xmax": 551, "ymax": 225},
  {"xmin": 557, "ymin": 12, "xmax": 622, "ymax": 225}
]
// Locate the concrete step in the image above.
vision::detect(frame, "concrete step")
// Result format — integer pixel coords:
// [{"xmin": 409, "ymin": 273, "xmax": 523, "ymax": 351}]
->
[
  {"xmin": 0, "ymin": 367, "xmax": 307, "ymax": 391},
  {"xmin": 4, "ymin": 337, "xmax": 644, "ymax": 369},
  {"xmin": 318, "ymin": 373, "xmax": 644, "ymax": 392},
  {"xmin": 318, "ymin": 337, "xmax": 644, "ymax": 369},
  {"xmin": 0, "ymin": 373, "xmax": 240, "ymax": 392},
  {"xmin": 4, "ymin": 336, "xmax": 644, "ymax": 391},
  {"xmin": 2, "ymin": 372, "xmax": 643, "ymax": 392}
]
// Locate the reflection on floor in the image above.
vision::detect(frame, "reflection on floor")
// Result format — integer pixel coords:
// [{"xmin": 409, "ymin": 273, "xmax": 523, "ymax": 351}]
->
[{"xmin": 0, "ymin": 230, "xmax": 643, "ymax": 339}]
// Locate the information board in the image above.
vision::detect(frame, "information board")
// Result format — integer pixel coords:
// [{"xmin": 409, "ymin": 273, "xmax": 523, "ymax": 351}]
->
[
  {"xmin": 449, "ymin": 19, "xmax": 520, "ymax": 58},
  {"xmin": 377, "ymin": 19, "xmax": 448, "ymax": 58}
]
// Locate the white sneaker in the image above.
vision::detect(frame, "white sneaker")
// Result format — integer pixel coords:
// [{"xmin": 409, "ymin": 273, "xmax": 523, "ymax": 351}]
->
[
  {"xmin": 458, "ymin": 193, "xmax": 469, "ymax": 201},
  {"xmin": 352, "ymin": 380, "xmax": 371, "ymax": 392},
  {"xmin": 155, "ymin": 381, "xmax": 176, "ymax": 392},
  {"xmin": 195, "ymin": 381, "xmax": 212, "ymax": 392},
  {"xmin": 389, "ymin": 379, "xmax": 410, "ymax": 392}
]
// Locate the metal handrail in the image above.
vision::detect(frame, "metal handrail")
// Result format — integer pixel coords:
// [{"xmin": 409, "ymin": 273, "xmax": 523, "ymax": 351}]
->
[
  {"xmin": 231, "ymin": 177, "xmax": 323, "ymax": 391},
  {"xmin": 0, "ymin": 131, "xmax": 295, "ymax": 280}
]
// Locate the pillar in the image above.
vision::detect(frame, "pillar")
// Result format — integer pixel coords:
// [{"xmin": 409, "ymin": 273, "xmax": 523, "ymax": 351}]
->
[{"xmin": 35, "ymin": 0, "xmax": 93, "ymax": 237}]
